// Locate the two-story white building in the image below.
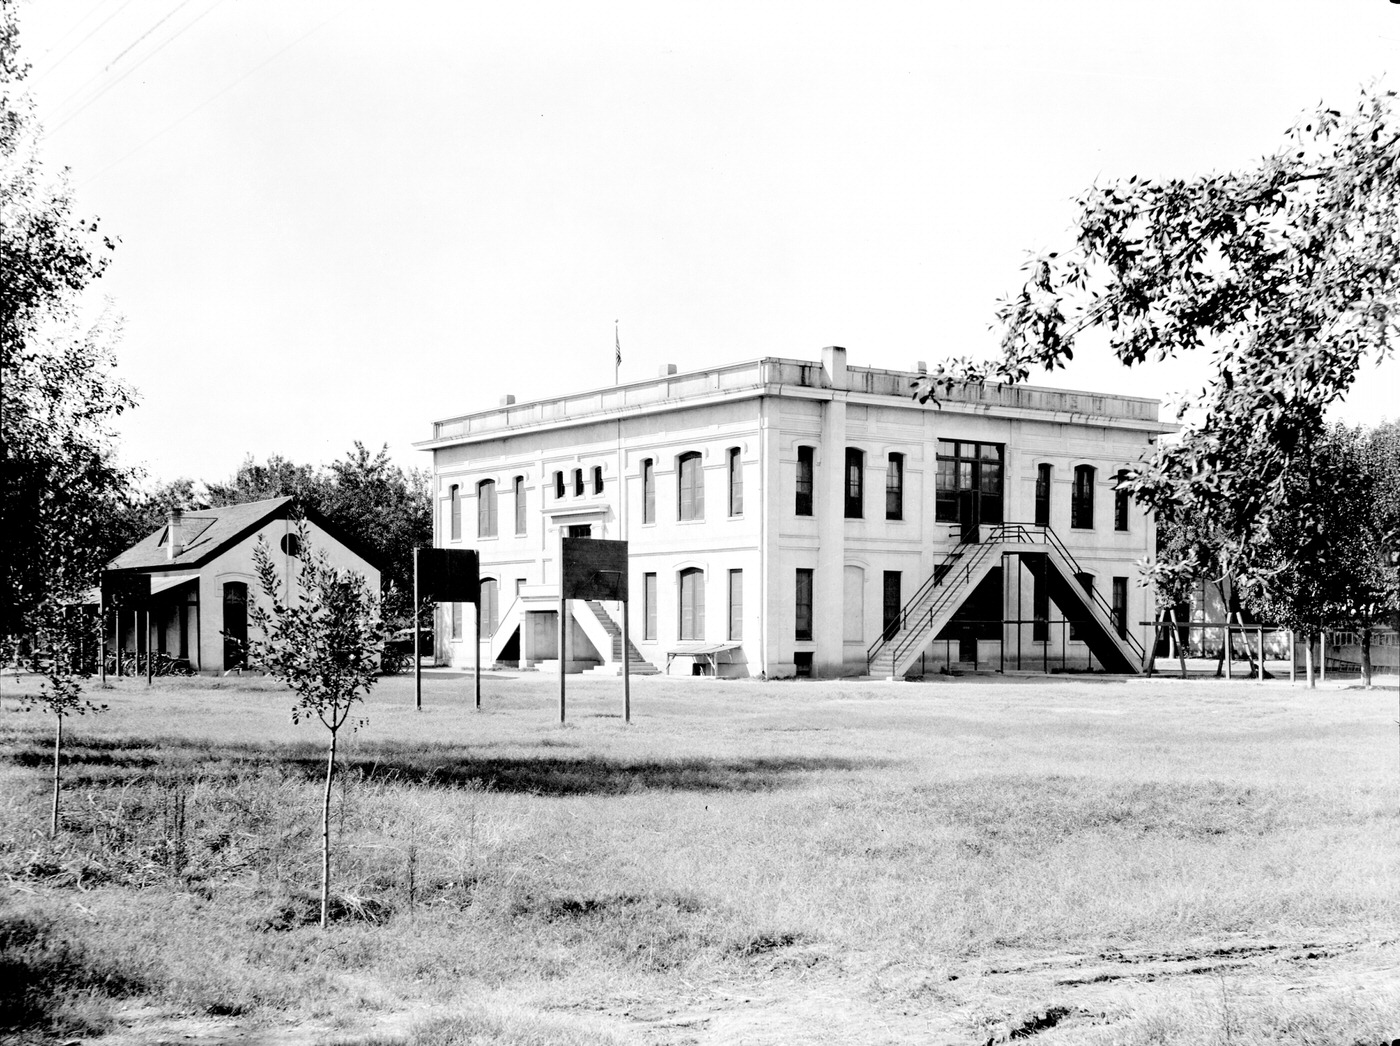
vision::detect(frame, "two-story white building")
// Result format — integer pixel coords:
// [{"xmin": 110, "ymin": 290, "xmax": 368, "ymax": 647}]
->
[{"xmin": 417, "ymin": 347, "xmax": 1173, "ymax": 678}]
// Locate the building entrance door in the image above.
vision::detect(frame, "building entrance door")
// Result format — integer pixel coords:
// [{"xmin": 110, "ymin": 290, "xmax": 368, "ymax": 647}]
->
[
  {"xmin": 222, "ymin": 582, "xmax": 247, "ymax": 670},
  {"xmin": 958, "ymin": 489, "xmax": 980, "ymax": 543}
]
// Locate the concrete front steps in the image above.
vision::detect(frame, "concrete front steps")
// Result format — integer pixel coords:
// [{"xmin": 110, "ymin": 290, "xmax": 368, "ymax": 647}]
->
[{"xmin": 583, "ymin": 600, "xmax": 661, "ymax": 675}]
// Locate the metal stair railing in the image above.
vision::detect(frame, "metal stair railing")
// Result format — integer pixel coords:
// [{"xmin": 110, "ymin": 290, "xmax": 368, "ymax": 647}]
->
[
  {"xmin": 867, "ymin": 536, "xmax": 1003, "ymax": 673},
  {"xmin": 865, "ymin": 522, "xmax": 1145, "ymax": 674},
  {"xmin": 988, "ymin": 522, "xmax": 1147, "ymax": 665}
]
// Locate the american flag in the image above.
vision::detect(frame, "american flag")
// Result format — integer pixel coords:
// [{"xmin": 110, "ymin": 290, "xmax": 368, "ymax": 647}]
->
[{"xmin": 615, "ymin": 320, "xmax": 621, "ymax": 367}]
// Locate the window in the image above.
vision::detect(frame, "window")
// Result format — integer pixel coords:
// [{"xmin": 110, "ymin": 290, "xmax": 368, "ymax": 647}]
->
[
  {"xmin": 573, "ymin": 469, "xmax": 584, "ymax": 497},
  {"xmin": 1070, "ymin": 572, "xmax": 1093, "ymax": 640},
  {"xmin": 1035, "ymin": 464, "xmax": 1052, "ymax": 528},
  {"xmin": 728, "ymin": 569, "xmax": 743, "ymax": 640},
  {"xmin": 1072, "ymin": 465, "xmax": 1095, "ymax": 529},
  {"xmin": 728, "ymin": 447, "xmax": 743, "ymax": 516},
  {"xmin": 795, "ymin": 446, "xmax": 815, "ymax": 516},
  {"xmin": 449, "ymin": 485, "xmax": 461, "ymax": 541},
  {"xmin": 679, "ymin": 568, "xmax": 705, "ymax": 640},
  {"xmin": 1114, "ymin": 470, "xmax": 1130, "ymax": 532},
  {"xmin": 593, "ymin": 466, "xmax": 604, "ymax": 495},
  {"xmin": 477, "ymin": 480, "xmax": 497, "ymax": 538},
  {"xmin": 678, "ymin": 451, "xmax": 703, "ymax": 521},
  {"xmin": 1112, "ymin": 576, "xmax": 1129, "ymax": 638},
  {"xmin": 451, "ymin": 602, "xmax": 463, "ymax": 640},
  {"xmin": 553, "ymin": 471, "xmax": 565, "ymax": 499},
  {"xmin": 845, "ymin": 448, "xmax": 864, "ymax": 518},
  {"xmin": 644, "ymin": 572, "xmax": 657, "ymax": 640},
  {"xmin": 1032, "ymin": 559, "xmax": 1049, "ymax": 641},
  {"xmin": 885, "ymin": 453, "xmax": 904, "ymax": 521},
  {"xmin": 642, "ymin": 459, "xmax": 655, "ymax": 524},
  {"xmin": 479, "ymin": 578, "xmax": 499, "ymax": 637},
  {"xmin": 935, "ymin": 441, "xmax": 1004, "ymax": 524},
  {"xmin": 795, "ymin": 568, "xmax": 814, "ymax": 641},
  {"xmin": 514, "ymin": 476, "xmax": 526, "ymax": 535}
]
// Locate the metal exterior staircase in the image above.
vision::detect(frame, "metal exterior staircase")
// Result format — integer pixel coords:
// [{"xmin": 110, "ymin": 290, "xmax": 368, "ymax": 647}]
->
[{"xmin": 867, "ymin": 523, "xmax": 1146, "ymax": 679}]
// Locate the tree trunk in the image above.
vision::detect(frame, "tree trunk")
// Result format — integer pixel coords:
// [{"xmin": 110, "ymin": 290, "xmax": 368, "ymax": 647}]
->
[
  {"xmin": 50, "ymin": 714, "xmax": 62, "ymax": 838},
  {"xmin": 1360, "ymin": 625, "xmax": 1373, "ymax": 688},
  {"xmin": 321, "ymin": 728, "xmax": 339, "ymax": 929}
]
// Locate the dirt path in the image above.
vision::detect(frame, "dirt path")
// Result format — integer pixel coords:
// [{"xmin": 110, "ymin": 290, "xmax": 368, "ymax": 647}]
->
[{"xmin": 88, "ymin": 936, "xmax": 1400, "ymax": 1046}]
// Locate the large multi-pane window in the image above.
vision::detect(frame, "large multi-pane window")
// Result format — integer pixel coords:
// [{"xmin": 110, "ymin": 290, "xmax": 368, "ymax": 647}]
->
[
  {"xmin": 643, "ymin": 572, "xmax": 657, "ymax": 640},
  {"xmin": 935, "ymin": 441, "xmax": 1004, "ymax": 524},
  {"xmin": 794, "ymin": 568, "xmax": 814, "ymax": 641},
  {"xmin": 1112, "ymin": 576, "xmax": 1129, "ymax": 638},
  {"xmin": 885, "ymin": 453, "xmax": 904, "ymax": 521},
  {"xmin": 728, "ymin": 447, "xmax": 743, "ymax": 516},
  {"xmin": 479, "ymin": 578, "xmax": 499, "ymax": 637},
  {"xmin": 678, "ymin": 452, "xmax": 704, "ymax": 521},
  {"xmin": 514, "ymin": 476, "xmax": 526, "ymax": 535},
  {"xmin": 451, "ymin": 602, "xmax": 463, "ymax": 640},
  {"xmin": 642, "ymin": 458, "xmax": 655, "ymax": 524},
  {"xmin": 1035, "ymin": 464, "xmax": 1052, "ymax": 527},
  {"xmin": 728, "ymin": 569, "xmax": 743, "ymax": 641},
  {"xmin": 795, "ymin": 446, "xmax": 814, "ymax": 516},
  {"xmin": 1114, "ymin": 470, "xmax": 1130, "ymax": 532},
  {"xmin": 844, "ymin": 447, "xmax": 864, "ymax": 518},
  {"xmin": 477, "ymin": 480, "xmax": 497, "ymax": 538},
  {"xmin": 679, "ymin": 568, "xmax": 705, "ymax": 640},
  {"xmin": 1072, "ymin": 465, "xmax": 1096, "ymax": 529},
  {"xmin": 449, "ymin": 484, "xmax": 461, "ymax": 541}
]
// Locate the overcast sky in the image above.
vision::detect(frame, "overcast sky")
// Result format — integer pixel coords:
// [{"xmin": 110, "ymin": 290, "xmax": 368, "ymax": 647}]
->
[{"xmin": 16, "ymin": 0, "xmax": 1400, "ymax": 485}]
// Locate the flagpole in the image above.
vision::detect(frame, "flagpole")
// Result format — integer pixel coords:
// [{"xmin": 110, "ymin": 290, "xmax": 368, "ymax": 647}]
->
[{"xmin": 614, "ymin": 319, "xmax": 620, "ymax": 387}]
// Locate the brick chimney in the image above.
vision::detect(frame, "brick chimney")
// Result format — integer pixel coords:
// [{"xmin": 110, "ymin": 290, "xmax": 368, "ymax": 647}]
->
[{"xmin": 167, "ymin": 508, "xmax": 185, "ymax": 560}]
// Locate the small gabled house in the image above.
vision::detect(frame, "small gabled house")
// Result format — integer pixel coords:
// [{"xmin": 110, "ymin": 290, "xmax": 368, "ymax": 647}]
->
[{"xmin": 104, "ymin": 497, "xmax": 382, "ymax": 674}]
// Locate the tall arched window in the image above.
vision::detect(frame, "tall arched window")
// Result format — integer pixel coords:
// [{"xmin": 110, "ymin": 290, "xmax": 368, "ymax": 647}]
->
[
  {"xmin": 728, "ymin": 447, "xmax": 743, "ymax": 516},
  {"xmin": 514, "ymin": 476, "xmax": 526, "ymax": 535},
  {"xmin": 592, "ymin": 466, "xmax": 604, "ymax": 495},
  {"xmin": 845, "ymin": 448, "xmax": 864, "ymax": 518},
  {"xmin": 573, "ymin": 469, "xmax": 584, "ymax": 497},
  {"xmin": 553, "ymin": 471, "xmax": 565, "ymax": 499},
  {"xmin": 1072, "ymin": 465, "xmax": 1095, "ymax": 529},
  {"xmin": 477, "ymin": 479, "xmax": 497, "ymax": 538},
  {"xmin": 1035, "ymin": 464, "xmax": 1052, "ymax": 527},
  {"xmin": 795, "ymin": 446, "xmax": 815, "ymax": 516},
  {"xmin": 679, "ymin": 568, "xmax": 705, "ymax": 639},
  {"xmin": 677, "ymin": 451, "xmax": 703, "ymax": 521},
  {"xmin": 449, "ymin": 484, "xmax": 461, "ymax": 541},
  {"xmin": 642, "ymin": 458, "xmax": 655, "ymax": 524},
  {"xmin": 479, "ymin": 577, "xmax": 499, "ymax": 637},
  {"xmin": 1114, "ymin": 469, "xmax": 1130, "ymax": 532},
  {"xmin": 886, "ymin": 453, "xmax": 904, "ymax": 520},
  {"xmin": 222, "ymin": 582, "xmax": 248, "ymax": 671}
]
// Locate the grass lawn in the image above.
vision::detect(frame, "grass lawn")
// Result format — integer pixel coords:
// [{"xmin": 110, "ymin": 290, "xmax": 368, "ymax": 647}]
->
[{"xmin": 2, "ymin": 669, "xmax": 1399, "ymax": 1045}]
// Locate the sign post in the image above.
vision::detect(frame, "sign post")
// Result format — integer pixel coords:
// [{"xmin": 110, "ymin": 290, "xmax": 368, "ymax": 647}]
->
[
  {"xmin": 413, "ymin": 548, "xmax": 480, "ymax": 711},
  {"xmin": 559, "ymin": 537, "xmax": 630, "ymax": 725}
]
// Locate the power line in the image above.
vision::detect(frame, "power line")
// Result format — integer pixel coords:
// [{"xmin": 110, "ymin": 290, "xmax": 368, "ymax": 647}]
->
[
  {"xmin": 33, "ymin": 0, "xmax": 138, "ymax": 82},
  {"xmin": 42, "ymin": 0, "xmax": 116, "ymax": 59},
  {"xmin": 49, "ymin": 0, "xmax": 226, "ymax": 137},
  {"xmin": 48, "ymin": 0, "xmax": 197, "ymax": 122},
  {"xmin": 78, "ymin": 13, "xmax": 339, "ymax": 188}
]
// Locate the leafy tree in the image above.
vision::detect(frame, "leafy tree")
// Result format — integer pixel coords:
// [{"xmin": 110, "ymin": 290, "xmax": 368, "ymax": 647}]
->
[
  {"xmin": 2, "ymin": 6, "xmax": 134, "ymax": 638},
  {"xmin": 205, "ymin": 454, "xmax": 330, "ymax": 509},
  {"xmin": 1248, "ymin": 422, "xmax": 1400, "ymax": 685},
  {"xmin": 22, "ymin": 605, "xmax": 105, "ymax": 836},
  {"xmin": 915, "ymin": 86, "xmax": 1399, "ymax": 601},
  {"xmin": 248, "ymin": 521, "xmax": 381, "ymax": 929}
]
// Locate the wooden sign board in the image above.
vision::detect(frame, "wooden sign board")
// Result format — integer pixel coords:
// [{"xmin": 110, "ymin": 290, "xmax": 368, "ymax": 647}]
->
[
  {"xmin": 416, "ymin": 548, "xmax": 480, "ymax": 603},
  {"xmin": 561, "ymin": 538, "xmax": 628, "ymax": 602},
  {"xmin": 102, "ymin": 571, "xmax": 151, "ymax": 608}
]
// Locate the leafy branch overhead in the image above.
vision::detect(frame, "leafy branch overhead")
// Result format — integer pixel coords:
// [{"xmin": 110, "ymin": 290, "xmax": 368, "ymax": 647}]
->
[{"xmin": 914, "ymin": 86, "xmax": 1399, "ymax": 587}]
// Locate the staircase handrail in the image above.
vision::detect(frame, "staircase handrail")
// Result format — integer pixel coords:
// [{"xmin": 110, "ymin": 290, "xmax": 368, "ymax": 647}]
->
[
  {"xmin": 988, "ymin": 522, "xmax": 1147, "ymax": 663},
  {"xmin": 872, "ymin": 538, "xmax": 1003, "ymax": 672},
  {"xmin": 866, "ymin": 535, "xmax": 979, "ymax": 665}
]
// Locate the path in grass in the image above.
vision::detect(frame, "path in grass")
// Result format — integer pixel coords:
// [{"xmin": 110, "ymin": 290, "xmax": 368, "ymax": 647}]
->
[{"xmin": 2, "ymin": 671, "xmax": 1398, "ymax": 1044}]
